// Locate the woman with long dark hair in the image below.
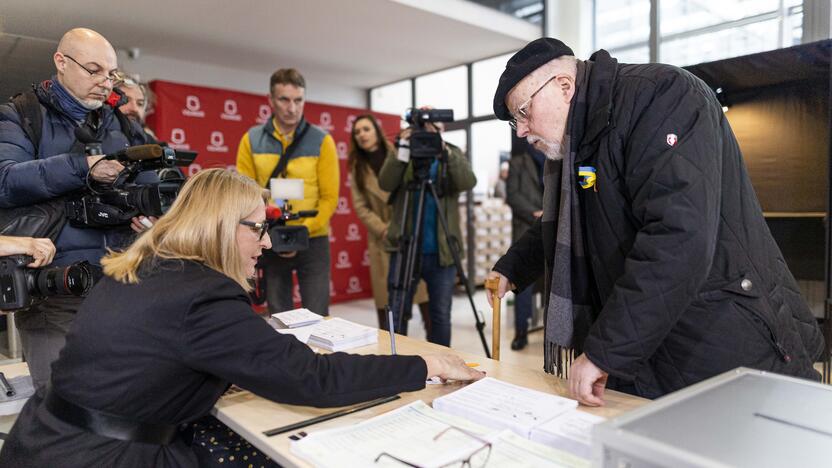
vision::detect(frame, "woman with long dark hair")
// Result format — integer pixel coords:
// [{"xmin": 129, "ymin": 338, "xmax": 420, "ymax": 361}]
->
[{"xmin": 348, "ymin": 114, "xmax": 431, "ymax": 331}]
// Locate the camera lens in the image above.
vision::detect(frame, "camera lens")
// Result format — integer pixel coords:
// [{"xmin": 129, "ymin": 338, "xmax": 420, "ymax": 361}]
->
[{"xmin": 33, "ymin": 263, "xmax": 100, "ymax": 297}]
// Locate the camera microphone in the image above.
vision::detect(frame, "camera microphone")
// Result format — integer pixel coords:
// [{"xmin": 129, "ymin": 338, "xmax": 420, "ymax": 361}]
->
[
  {"xmin": 266, "ymin": 205, "xmax": 283, "ymax": 220},
  {"xmin": 108, "ymin": 144, "xmax": 165, "ymax": 162}
]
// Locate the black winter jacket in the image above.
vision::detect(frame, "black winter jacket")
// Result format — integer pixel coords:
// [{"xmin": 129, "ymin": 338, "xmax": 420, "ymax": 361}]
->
[
  {"xmin": 494, "ymin": 50, "xmax": 825, "ymax": 399},
  {"xmin": 0, "ymin": 80, "xmax": 153, "ymax": 266}
]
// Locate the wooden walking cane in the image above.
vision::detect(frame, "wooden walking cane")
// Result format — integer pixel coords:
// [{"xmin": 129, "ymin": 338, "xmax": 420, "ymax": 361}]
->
[{"xmin": 484, "ymin": 277, "xmax": 501, "ymax": 361}]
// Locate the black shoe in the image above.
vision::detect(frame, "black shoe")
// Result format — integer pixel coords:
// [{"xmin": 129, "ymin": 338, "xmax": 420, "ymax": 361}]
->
[{"xmin": 511, "ymin": 332, "xmax": 528, "ymax": 350}]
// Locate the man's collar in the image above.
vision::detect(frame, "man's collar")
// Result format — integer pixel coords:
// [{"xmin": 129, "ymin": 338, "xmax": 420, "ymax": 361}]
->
[{"xmin": 575, "ymin": 50, "xmax": 618, "ymax": 160}]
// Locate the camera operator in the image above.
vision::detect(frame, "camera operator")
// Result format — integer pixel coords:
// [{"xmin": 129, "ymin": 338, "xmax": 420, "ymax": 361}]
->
[
  {"xmin": 379, "ymin": 109, "xmax": 476, "ymax": 346},
  {"xmin": 0, "ymin": 28, "xmax": 155, "ymax": 388},
  {"xmin": 236, "ymin": 68, "xmax": 339, "ymax": 316},
  {"xmin": 0, "ymin": 236, "xmax": 56, "ymax": 269}
]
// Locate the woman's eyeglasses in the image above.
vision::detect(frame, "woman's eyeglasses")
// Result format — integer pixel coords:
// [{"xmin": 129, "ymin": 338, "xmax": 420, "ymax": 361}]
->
[{"xmin": 239, "ymin": 220, "xmax": 269, "ymax": 240}]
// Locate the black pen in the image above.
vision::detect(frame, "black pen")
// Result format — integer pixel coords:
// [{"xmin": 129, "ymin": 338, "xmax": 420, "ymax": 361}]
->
[
  {"xmin": 0, "ymin": 372, "xmax": 14, "ymax": 397},
  {"xmin": 263, "ymin": 394, "xmax": 400, "ymax": 437}
]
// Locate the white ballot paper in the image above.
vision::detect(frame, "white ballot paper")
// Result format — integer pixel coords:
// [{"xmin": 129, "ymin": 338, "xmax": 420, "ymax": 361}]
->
[
  {"xmin": 431, "ymin": 377, "xmax": 578, "ymax": 438},
  {"xmin": 291, "ymin": 400, "xmax": 587, "ymax": 468}
]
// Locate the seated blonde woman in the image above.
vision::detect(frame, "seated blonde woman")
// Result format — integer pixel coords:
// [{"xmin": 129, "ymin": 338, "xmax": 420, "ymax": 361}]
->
[{"xmin": 0, "ymin": 169, "xmax": 482, "ymax": 468}]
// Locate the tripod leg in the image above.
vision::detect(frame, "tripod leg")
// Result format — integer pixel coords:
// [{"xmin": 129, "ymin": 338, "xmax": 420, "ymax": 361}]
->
[
  {"xmin": 425, "ymin": 182, "xmax": 492, "ymax": 358},
  {"xmin": 388, "ymin": 181, "xmax": 428, "ymax": 335}
]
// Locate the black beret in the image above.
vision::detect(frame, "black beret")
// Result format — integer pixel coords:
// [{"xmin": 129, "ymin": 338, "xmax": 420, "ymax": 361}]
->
[{"xmin": 493, "ymin": 37, "xmax": 574, "ymax": 120}]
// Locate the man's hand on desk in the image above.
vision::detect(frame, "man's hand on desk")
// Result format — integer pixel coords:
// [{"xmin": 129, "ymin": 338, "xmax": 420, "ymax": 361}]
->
[
  {"xmin": 422, "ymin": 354, "xmax": 485, "ymax": 383},
  {"xmin": 569, "ymin": 354, "xmax": 609, "ymax": 407}
]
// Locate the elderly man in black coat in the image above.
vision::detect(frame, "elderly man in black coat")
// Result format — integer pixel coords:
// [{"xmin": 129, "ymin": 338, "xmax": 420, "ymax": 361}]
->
[{"xmin": 487, "ymin": 38, "xmax": 825, "ymax": 405}]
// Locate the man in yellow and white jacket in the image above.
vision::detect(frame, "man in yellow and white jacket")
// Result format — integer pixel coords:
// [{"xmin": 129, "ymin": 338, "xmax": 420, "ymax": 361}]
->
[{"xmin": 236, "ymin": 68, "xmax": 339, "ymax": 315}]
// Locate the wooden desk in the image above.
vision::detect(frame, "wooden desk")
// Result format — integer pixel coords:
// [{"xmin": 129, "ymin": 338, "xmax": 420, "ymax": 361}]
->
[{"xmin": 213, "ymin": 331, "xmax": 647, "ymax": 468}]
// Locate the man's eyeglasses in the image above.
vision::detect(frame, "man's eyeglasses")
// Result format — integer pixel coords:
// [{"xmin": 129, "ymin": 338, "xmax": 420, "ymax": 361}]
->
[
  {"xmin": 239, "ymin": 220, "xmax": 269, "ymax": 240},
  {"xmin": 509, "ymin": 74, "xmax": 559, "ymax": 130},
  {"xmin": 63, "ymin": 54, "xmax": 121, "ymax": 84},
  {"xmin": 374, "ymin": 425, "xmax": 492, "ymax": 467}
]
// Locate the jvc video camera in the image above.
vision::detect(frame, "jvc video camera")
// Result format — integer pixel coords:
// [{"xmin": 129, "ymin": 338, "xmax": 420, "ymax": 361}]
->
[
  {"xmin": 0, "ymin": 255, "xmax": 102, "ymax": 310},
  {"xmin": 403, "ymin": 107, "xmax": 454, "ymax": 161},
  {"xmin": 266, "ymin": 205, "xmax": 318, "ymax": 253},
  {"xmin": 66, "ymin": 142, "xmax": 197, "ymax": 228}
]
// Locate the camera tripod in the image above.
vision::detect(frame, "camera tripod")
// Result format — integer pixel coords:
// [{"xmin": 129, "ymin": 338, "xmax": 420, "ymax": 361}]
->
[{"xmin": 388, "ymin": 161, "xmax": 491, "ymax": 358}]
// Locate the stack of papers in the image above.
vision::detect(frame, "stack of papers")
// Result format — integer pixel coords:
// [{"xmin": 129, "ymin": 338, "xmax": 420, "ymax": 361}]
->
[
  {"xmin": 307, "ymin": 317, "xmax": 378, "ymax": 352},
  {"xmin": 432, "ymin": 377, "xmax": 578, "ymax": 438},
  {"xmin": 271, "ymin": 308, "xmax": 324, "ymax": 328}
]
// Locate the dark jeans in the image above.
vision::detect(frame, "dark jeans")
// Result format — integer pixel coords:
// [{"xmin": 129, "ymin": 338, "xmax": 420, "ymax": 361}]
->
[
  {"xmin": 16, "ymin": 296, "xmax": 84, "ymax": 389},
  {"xmin": 388, "ymin": 252, "xmax": 455, "ymax": 346},
  {"xmin": 514, "ymin": 284, "xmax": 534, "ymax": 334},
  {"xmin": 261, "ymin": 236, "xmax": 331, "ymax": 316}
]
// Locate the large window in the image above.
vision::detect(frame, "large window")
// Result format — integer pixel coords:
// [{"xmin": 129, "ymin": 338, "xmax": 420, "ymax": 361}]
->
[
  {"xmin": 415, "ymin": 66, "xmax": 469, "ymax": 120},
  {"xmin": 369, "ymin": 80, "xmax": 411, "ymax": 119},
  {"xmin": 595, "ymin": 0, "xmax": 804, "ymax": 66},
  {"xmin": 466, "ymin": 0, "xmax": 544, "ymax": 26}
]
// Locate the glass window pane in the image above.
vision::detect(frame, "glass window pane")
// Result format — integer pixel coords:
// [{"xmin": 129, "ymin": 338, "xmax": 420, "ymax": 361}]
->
[
  {"xmin": 470, "ymin": 120, "xmax": 511, "ymax": 196},
  {"xmin": 370, "ymin": 80, "xmax": 411, "ymax": 119},
  {"xmin": 660, "ymin": 0, "xmax": 779, "ymax": 36},
  {"xmin": 595, "ymin": 0, "xmax": 651, "ymax": 50},
  {"xmin": 416, "ymin": 66, "xmax": 468, "ymax": 120},
  {"xmin": 467, "ymin": 0, "xmax": 544, "ymax": 26},
  {"xmin": 786, "ymin": 4, "xmax": 803, "ymax": 47},
  {"xmin": 659, "ymin": 18, "xmax": 781, "ymax": 67},
  {"xmin": 472, "ymin": 53, "xmax": 513, "ymax": 118},
  {"xmin": 442, "ymin": 129, "xmax": 467, "ymax": 155},
  {"xmin": 609, "ymin": 46, "xmax": 650, "ymax": 63}
]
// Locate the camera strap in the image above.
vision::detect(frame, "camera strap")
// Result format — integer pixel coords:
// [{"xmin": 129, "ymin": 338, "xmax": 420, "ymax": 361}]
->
[
  {"xmin": 10, "ymin": 90, "xmax": 44, "ymax": 158},
  {"xmin": 267, "ymin": 117, "xmax": 310, "ymax": 182}
]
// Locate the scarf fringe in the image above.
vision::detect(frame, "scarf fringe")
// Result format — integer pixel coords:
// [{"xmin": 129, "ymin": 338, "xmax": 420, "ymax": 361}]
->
[{"xmin": 544, "ymin": 343, "xmax": 575, "ymax": 378}]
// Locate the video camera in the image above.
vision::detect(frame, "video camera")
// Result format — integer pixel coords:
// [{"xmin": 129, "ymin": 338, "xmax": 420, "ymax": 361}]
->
[
  {"xmin": 403, "ymin": 107, "xmax": 454, "ymax": 161},
  {"xmin": 66, "ymin": 140, "xmax": 197, "ymax": 228},
  {"xmin": 0, "ymin": 255, "xmax": 102, "ymax": 311},
  {"xmin": 265, "ymin": 205, "xmax": 318, "ymax": 253}
]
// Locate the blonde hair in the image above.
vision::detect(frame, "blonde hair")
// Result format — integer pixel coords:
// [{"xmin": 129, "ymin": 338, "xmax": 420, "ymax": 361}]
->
[{"xmin": 102, "ymin": 169, "xmax": 269, "ymax": 291}]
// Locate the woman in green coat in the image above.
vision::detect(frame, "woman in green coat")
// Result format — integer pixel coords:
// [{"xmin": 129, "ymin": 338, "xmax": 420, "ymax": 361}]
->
[{"xmin": 348, "ymin": 114, "xmax": 430, "ymax": 331}]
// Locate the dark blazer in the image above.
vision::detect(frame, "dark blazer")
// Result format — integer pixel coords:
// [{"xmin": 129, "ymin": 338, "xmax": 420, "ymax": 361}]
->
[
  {"xmin": 0, "ymin": 259, "xmax": 426, "ymax": 467},
  {"xmin": 494, "ymin": 50, "xmax": 824, "ymax": 399}
]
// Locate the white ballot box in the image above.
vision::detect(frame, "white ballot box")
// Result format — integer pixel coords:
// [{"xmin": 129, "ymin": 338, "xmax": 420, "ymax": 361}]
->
[{"xmin": 594, "ymin": 367, "xmax": 832, "ymax": 468}]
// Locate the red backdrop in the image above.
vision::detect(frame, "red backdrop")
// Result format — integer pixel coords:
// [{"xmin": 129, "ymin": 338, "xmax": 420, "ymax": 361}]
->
[{"xmin": 146, "ymin": 80, "xmax": 400, "ymax": 306}]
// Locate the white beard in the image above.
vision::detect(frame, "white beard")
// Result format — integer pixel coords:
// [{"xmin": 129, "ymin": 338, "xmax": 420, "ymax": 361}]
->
[
  {"xmin": 528, "ymin": 135, "xmax": 565, "ymax": 161},
  {"xmin": 80, "ymin": 98, "xmax": 104, "ymax": 110}
]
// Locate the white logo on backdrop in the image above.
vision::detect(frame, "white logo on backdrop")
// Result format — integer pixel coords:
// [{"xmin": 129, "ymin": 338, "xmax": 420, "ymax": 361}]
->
[
  {"xmin": 336, "ymin": 197, "xmax": 351, "ymax": 215},
  {"xmin": 329, "ymin": 280, "xmax": 336, "ymax": 297},
  {"xmin": 318, "ymin": 112, "xmax": 335, "ymax": 131},
  {"xmin": 337, "ymin": 141, "xmax": 348, "ymax": 160},
  {"xmin": 329, "ymin": 231, "xmax": 337, "ymax": 243},
  {"xmin": 346, "ymin": 276, "xmax": 362, "ymax": 294},
  {"xmin": 346, "ymin": 223, "xmax": 362, "ymax": 241},
  {"xmin": 221, "ymin": 99, "xmax": 242, "ymax": 121},
  {"xmin": 182, "ymin": 95, "xmax": 205, "ymax": 118},
  {"xmin": 169, "ymin": 128, "xmax": 190, "ymax": 150},
  {"xmin": 335, "ymin": 251, "xmax": 352, "ymax": 269},
  {"xmin": 257, "ymin": 104, "xmax": 272, "ymax": 124},
  {"xmin": 187, "ymin": 164, "xmax": 202, "ymax": 177},
  {"xmin": 207, "ymin": 131, "xmax": 229, "ymax": 152},
  {"xmin": 344, "ymin": 114, "xmax": 357, "ymax": 133},
  {"xmin": 361, "ymin": 249, "xmax": 370, "ymax": 266}
]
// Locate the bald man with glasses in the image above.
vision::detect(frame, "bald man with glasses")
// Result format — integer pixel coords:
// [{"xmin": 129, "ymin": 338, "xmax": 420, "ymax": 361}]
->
[{"xmin": 0, "ymin": 28, "xmax": 155, "ymax": 388}]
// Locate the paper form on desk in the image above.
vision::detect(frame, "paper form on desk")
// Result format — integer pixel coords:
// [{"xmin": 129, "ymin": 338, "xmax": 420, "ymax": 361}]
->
[
  {"xmin": 431, "ymin": 377, "xmax": 578, "ymax": 438},
  {"xmin": 290, "ymin": 400, "xmax": 587, "ymax": 468},
  {"xmin": 530, "ymin": 410, "xmax": 605, "ymax": 459},
  {"xmin": 267, "ymin": 318, "xmax": 314, "ymax": 344}
]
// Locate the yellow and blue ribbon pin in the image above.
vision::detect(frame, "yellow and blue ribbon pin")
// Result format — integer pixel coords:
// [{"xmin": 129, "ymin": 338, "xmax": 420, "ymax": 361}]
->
[{"xmin": 578, "ymin": 166, "xmax": 596, "ymax": 190}]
